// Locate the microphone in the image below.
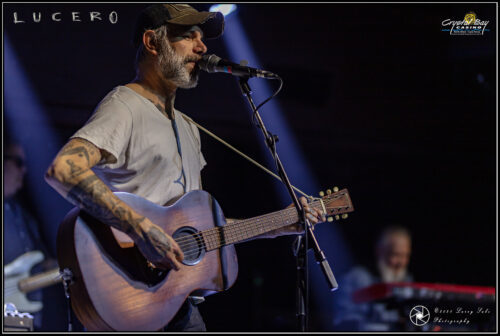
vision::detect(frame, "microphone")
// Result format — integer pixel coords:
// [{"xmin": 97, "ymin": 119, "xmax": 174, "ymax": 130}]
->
[{"xmin": 198, "ymin": 54, "xmax": 279, "ymax": 79}]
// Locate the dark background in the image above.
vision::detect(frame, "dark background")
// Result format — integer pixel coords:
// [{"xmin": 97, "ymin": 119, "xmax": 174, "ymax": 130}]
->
[{"xmin": 3, "ymin": 3, "xmax": 496, "ymax": 332}]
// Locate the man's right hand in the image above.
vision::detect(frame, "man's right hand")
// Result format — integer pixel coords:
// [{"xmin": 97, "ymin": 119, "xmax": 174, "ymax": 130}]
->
[{"xmin": 135, "ymin": 220, "xmax": 184, "ymax": 271}]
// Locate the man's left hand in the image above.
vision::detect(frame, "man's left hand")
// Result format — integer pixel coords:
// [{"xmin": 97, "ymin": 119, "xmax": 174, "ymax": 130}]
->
[{"xmin": 266, "ymin": 196, "xmax": 326, "ymax": 238}]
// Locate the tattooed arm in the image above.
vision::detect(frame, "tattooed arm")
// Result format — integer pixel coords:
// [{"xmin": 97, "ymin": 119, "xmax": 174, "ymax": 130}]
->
[{"xmin": 45, "ymin": 138, "xmax": 184, "ymax": 270}]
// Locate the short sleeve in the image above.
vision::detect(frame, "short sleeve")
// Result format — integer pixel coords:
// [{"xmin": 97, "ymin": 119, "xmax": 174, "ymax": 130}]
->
[{"xmin": 70, "ymin": 96, "xmax": 132, "ymax": 164}]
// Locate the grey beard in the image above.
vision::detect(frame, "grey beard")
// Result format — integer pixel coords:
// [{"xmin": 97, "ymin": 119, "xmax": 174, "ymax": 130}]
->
[
  {"xmin": 377, "ymin": 260, "xmax": 407, "ymax": 283},
  {"xmin": 157, "ymin": 40, "xmax": 199, "ymax": 89}
]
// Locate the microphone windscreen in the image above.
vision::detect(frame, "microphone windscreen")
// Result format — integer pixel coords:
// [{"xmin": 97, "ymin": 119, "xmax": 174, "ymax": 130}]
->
[{"xmin": 198, "ymin": 54, "xmax": 221, "ymax": 73}]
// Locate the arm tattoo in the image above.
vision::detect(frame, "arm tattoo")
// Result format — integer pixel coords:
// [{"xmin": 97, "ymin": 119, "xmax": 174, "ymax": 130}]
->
[
  {"xmin": 67, "ymin": 175, "xmax": 146, "ymax": 235},
  {"xmin": 65, "ymin": 159, "xmax": 88, "ymax": 178},
  {"xmin": 60, "ymin": 146, "xmax": 91, "ymax": 165},
  {"xmin": 142, "ymin": 225, "xmax": 173, "ymax": 254}
]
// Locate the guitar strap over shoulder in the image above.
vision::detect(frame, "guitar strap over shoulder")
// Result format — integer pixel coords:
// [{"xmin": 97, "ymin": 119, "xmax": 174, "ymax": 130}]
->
[{"xmin": 180, "ymin": 115, "xmax": 314, "ymax": 201}]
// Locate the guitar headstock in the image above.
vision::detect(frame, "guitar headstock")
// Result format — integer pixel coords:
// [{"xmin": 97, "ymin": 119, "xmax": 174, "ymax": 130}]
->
[{"xmin": 315, "ymin": 187, "xmax": 354, "ymax": 222}]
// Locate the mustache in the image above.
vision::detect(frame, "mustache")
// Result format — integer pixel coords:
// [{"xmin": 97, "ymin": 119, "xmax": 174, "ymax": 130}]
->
[{"xmin": 184, "ymin": 56, "xmax": 202, "ymax": 64}]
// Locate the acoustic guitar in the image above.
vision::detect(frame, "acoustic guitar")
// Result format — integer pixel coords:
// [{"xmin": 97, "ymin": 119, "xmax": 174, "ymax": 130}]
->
[{"xmin": 57, "ymin": 189, "xmax": 353, "ymax": 331}]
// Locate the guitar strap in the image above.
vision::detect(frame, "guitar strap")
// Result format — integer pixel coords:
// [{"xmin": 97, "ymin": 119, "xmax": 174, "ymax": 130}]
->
[
  {"xmin": 182, "ymin": 115, "xmax": 329, "ymax": 231},
  {"xmin": 181, "ymin": 115, "xmax": 316, "ymax": 202}
]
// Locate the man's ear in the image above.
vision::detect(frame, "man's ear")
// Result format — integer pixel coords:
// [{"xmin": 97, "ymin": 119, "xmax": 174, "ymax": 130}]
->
[{"xmin": 142, "ymin": 30, "xmax": 159, "ymax": 56}]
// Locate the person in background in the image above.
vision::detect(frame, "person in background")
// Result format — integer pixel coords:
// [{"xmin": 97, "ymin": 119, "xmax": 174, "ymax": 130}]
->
[
  {"xmin": 4, "ymin": 139, "xmax": 54, "ymax": 330},
  {"xmin": 333, "ymin": 226, "xmax": 413, "ymax": 331}
]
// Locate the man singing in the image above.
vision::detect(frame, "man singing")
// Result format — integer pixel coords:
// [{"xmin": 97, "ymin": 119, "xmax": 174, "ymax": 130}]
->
[{"xmin": 45, "ymin": 4, "xmax": 325, "ymax": 331}]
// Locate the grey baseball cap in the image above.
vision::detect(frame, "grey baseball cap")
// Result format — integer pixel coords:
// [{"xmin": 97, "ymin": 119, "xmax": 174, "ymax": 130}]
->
[{"xmin": 132, "ymin": 4, "xmax": 225, "ymax": 47}]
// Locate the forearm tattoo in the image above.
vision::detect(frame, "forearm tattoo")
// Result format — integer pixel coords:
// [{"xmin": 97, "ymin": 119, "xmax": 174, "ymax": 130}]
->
[
  {"xmin": 141, "ymin": 225, "xmax": 173, "ymax": 258},
  {"xmin": 67, "ymin": 175, "xmax": 146, "ymax": 236},
  {"xmin": 52, "ymin": 140, "xmax": 177, "ymax": 259},
  {"xmin": 59, "ymin": 141, "xmax": 144, "ymax": 236}
]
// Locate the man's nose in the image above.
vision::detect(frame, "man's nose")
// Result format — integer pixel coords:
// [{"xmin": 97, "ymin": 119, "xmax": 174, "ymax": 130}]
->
[{"xmin": 194, "ymin": 37, "xmax": 207, "ymax": 55}]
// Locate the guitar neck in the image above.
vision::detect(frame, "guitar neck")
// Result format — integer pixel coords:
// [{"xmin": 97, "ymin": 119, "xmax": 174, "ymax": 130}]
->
[
  {"xmin": 201, "ymin": 200, "xmax": 322, "ymax": 251},
  {"xmin": 18, "ymin": 268, "xmax": 62, "ymax": 294}
]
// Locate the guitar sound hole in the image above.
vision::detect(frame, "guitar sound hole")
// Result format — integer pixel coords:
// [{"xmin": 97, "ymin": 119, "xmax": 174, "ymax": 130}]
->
[{"xmin": 173, "ymin": 227, "xmax": 206, "ymax": 266}]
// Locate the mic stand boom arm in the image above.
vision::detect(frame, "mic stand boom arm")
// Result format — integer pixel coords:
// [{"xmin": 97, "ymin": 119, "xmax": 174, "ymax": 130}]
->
[{"xmin": 237, "ymin": 77, "xmax": 338, "ymax": 332}]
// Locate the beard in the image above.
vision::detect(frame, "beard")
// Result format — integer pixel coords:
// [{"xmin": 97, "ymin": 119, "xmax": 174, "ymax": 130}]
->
[
  {"xmin": 378, "ymin": 260, "xmax": 408, "ymax": 283},
  {"xmin": 157, "ymin": 38, "xmax": 200, "ymax": 89}
]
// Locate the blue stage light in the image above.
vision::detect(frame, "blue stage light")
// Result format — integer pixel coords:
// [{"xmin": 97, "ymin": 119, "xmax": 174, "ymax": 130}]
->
[
  {"xmin": 4, "ymin": 33, "xmax": 72, "ymax": 256},
  {"xmin": 209, "ymin": 4, "xmax": 237, "ymax": 17}
]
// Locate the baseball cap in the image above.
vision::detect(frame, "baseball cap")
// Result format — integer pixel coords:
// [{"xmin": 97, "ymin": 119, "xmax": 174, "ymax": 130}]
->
[{"xmin": 132, "ymin": 4, "xmax": 225, "ymax": 47}]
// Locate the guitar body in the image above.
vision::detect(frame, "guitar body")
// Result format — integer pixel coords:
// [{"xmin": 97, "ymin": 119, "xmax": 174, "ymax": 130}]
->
[
  {"xmin": 57, "ymin": 190, "xmax": 238, "ymax": 331},
  {"xmin": 4, "ymin": 251, "xmax": 45, "ymax": 313}
]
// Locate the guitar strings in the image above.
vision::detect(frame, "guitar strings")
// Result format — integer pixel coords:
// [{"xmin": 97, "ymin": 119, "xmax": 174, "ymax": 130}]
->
[
  {"xmin": 174, "ymin": 202, "xmax": 350, "ymax": 254},
  {"xmin": 173, "ymin": 202, "xmax": 349, "ymax": 249},
  {"xmin": 177, "ymin": 213, "xmax": 344, "ymax": 259},
  {"xmin": 173, "ymin": 202, "xmax": 311, "ymax": 247},
  {"xmin": 157, "ymin": 202, "xmax": 351, "ymax": 259},
  {"xmin": 173, "ymin": 210, "xmax": 294, "ymax": 249},
  {"xmin": 151, "ymin": 208, "xmax": 289, "ymax": 259},
  {"xmin": 176, "ymin": 210, "xmax": 300, "ymax": 258},
  {"xmin": 174, "ymin": 208, "xmax": 297, "ymax": 251}
]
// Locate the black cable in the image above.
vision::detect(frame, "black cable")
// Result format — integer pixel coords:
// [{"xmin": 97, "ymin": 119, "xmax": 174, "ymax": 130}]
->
[
  {"xmin": 251, "ymin": 76, "xmax": 284, "ymax": 127},
  {"xmin": 61, "ymin": 268, "xmax": 74, "ymax": 331},
  {"xmin": 65, "ymin": 292, "xmax": 73, "ymax": 331},
  {"xmin": 255, "ymin": 76, "xmax": 283, "ymax": 112}
]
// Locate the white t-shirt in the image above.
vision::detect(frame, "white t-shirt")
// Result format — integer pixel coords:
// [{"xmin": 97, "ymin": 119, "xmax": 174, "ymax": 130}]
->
[{"xmin": 71, "ymin": 85, "xmax": 206, "ymax": 206}]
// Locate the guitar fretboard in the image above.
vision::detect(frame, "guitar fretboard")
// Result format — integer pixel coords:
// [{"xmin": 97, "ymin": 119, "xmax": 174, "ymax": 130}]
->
[{"xmin": 200, "ymin": 200, "xmax": 322, "ymax": 251}]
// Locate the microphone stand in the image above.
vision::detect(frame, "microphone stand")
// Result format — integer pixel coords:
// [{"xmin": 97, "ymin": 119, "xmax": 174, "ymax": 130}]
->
[{"xmin": 237, "ymin": 77, "xmax": 338, "ymax": 332}]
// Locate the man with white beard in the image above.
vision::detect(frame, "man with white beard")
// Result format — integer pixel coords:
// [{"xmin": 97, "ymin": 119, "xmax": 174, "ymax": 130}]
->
[
  {"xmin": 333, "ymin": 226, "xmax": 413, "ymax": 331},
  {"xmin": 376, "ymin": 227, "xmax": 412, "ymax": 283}
]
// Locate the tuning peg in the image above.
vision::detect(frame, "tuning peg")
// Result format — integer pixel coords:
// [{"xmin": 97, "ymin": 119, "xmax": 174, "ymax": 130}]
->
[
  {"xmin": 327, "ymin": 216, "xmax": 334, "ymax": 222},
  {"xmin": 341, "ymin": 214, "xmax": 348, "ymax": 219},
  {"xmin": 335, "ymin": 215, "xmax": 340, "ymax": 220},
  {"xmin": 333, "ymin": 186, "xmax": 339, "ymax": 192},
  {"xmin": 327, "ymin": 189, "xmax": 332, "ymax": 195},
  {"xmin": 319, "ymin": 191, "xmax": 325, "ymax": 197}
]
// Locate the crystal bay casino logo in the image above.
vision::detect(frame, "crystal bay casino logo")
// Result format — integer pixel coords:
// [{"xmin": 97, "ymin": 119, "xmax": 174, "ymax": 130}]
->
[{"xmin": 442, "ymin": 12, "xmax": 489, "ymax": 35}]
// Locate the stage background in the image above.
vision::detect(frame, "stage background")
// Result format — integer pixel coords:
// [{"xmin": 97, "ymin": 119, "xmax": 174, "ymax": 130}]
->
[{"xmin": 3, "ymin": 3, "xmax": 496, "ymax": 331}]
